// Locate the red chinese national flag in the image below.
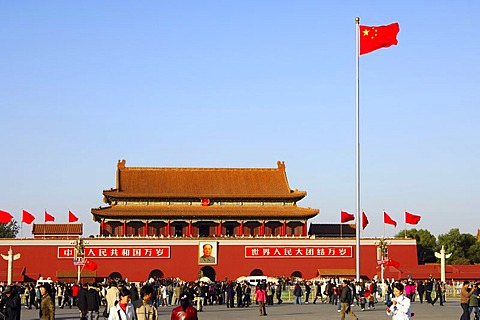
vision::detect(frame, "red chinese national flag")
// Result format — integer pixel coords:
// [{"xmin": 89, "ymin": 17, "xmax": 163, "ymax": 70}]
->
[
  {"xmin": 84, "ymin": 260, "xmax": 98, "ymax": 271},
  {"xmin": 362, "ymin": 211, "xmax": 369, "ymax": 230},
  {"xmin": 405, "ymin": 211, "xmax": 421, "ymax": 225},
  {"xmin": 22, "ymin": 210, "xmax": 35, "ymax": 224},
  {"xmin": 386, "ymin": 258, "xmax": 400, "ymax": 268},
  {"xmin": 360, "ymin": 22, "xmax": 400, "ymax": 55},
  {"xmin": 341, "ymin": 210, "xmax": 355, "ymax": 223},
  {"xmin": 383, "ymin": 211, "xmax": 397, "ymax": 227},
  {"xmin": 44, "ymin": 210, "xmax": 55, "ymax": 222},
  {"xmin": 0, "ymin": 210, "xmax": 13, "ymax": 224},
  {"xmin": 68, "ymin": 210, "xmax": 79, "ymax": 223}
]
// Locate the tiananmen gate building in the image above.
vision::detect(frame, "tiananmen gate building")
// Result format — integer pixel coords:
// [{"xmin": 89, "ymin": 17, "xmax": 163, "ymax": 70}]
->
[{"xmin": 1, "ymin": 160, "xmax": 477, "ymax": 283}]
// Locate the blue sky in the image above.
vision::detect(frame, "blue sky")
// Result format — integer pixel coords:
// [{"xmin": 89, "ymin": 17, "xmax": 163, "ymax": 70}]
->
[{"xmin": 1, "ymin": 1, "xmax": 478, "ymax": 238}]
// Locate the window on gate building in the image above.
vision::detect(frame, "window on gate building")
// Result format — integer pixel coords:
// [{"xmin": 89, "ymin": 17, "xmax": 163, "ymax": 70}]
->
[
  {"xmin": 175, "ymin": 225, "xmax": 183, "ymax": 237},
  {"xmin": 199, "ymin": 225, "xmax": 210, "ymax": 237},
  {"xmin": 226, "ymin": 225, "xmax": 234, "ymax": 236}
]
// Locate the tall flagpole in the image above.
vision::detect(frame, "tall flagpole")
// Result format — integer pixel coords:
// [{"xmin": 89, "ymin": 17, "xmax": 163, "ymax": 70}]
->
[
  {"xmin": 20, "ymin": 209, "xmax": 23, "ymax": 238},
  {"xmin": 355, "ymin": 16, "xmax": 361, "ymax": 282}
]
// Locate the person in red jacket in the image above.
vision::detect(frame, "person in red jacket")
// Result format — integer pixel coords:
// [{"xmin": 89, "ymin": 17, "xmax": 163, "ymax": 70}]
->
[
  {"xmin": 255, "ymin": 285, "xmax": 267, "ymax": 316},
  {"xmin": 171, "ymin": 293, "xmax": 198, "ymax": 320},
  {"xmin": 71, "ymin": 283, "xmax": 80, "ymax": 306}
]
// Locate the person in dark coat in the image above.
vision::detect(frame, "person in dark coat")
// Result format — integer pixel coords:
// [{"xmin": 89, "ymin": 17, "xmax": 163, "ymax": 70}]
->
[
  {"xmin": 235, "ymin": 283, "xmax": 243, "ymax": 307},
  {"xmin": 130, "ymin": 284, "xmax": 140, "ymax": 302},
  {"xmin": 293, "ymin": 283, "xmax": 303, "ymax": 305},
  {"xmin": 77, "ymin": 283, "xmax": 89, "ymax": 320},
  {"xmin": 28, "ymin": 284, "xmax": 37, "ymax": 309},
  {"xmin": 417, "ymin": 280, "xmax": 425, "ymax": 304},
  {"xmin": 0, "ymin": 286, "xmax": 21, "ymax": 320},
  {"xmin": 86, "ymin": 283, "xmax": 101, "ymax": 319},
  {"xmin": 39, "ymin": 284, "xmax": 55, "ymax": 320},
  {"xmin": 425, "ymin": 278, "xmax": 434, "ymax": 304},
  {"xmin": 225, "ymin": 282, "xmax": 235, "ymax": 308}
]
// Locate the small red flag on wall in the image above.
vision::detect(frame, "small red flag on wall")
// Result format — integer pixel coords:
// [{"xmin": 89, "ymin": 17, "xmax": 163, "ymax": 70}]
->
[
  {"xmin": 405, "ymin": 211, "xmax": 421, "ymax": 225},
  {"xmin": 69, "ymin": 210, "xmax": 79, "ymax": 223},
  {"xmin": 341, "ymin": 211, "xmax": 355, "ymax": 223},
  {"xmin": 0, "ymin": 210, "xmax": 13, "ymax": 224},
  {"xmin": 44, "ymin": 210, "xmax": 55, "ymax": 223},
  {"xmin": 383, "ymin": 211, "xmax": 397, "ymax": 227},
  {"xmin": 362, "ymin": 211, "xmax": 369, "ymax": 230},
  {"xmin": 22, "ymin": 210, "xmax": 36, "ymax": 224}
]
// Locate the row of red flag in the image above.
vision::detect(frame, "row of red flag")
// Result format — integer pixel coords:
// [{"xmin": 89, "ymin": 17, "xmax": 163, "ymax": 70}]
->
[
  {"xmin": 340, "ymin": 210, "xmax": 421, "ymax": 230},
  {"xmin": 0, "ymin": 209, "xmax": 79, "ymax": 224}
]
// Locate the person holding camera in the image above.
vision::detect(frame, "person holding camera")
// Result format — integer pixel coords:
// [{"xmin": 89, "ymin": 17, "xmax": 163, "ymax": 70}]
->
[
  {"xmin": 0, "ymin": 286, "xmax": 21, "ymax": 320},
  {"xmin": 386, "ymin": 282, "xmax": 411, "ymax": 320},
  {"xmin": 460, "ymin": 281, "xmax": 474, "ymax": 320}
]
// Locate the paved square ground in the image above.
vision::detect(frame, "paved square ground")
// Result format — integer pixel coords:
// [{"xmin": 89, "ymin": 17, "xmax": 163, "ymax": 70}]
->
[{"xmin": 20, "ymin": 299, "xmax": 465, "ymax": 319}]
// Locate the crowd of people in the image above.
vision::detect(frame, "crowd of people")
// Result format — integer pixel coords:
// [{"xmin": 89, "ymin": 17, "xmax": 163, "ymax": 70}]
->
[{"xmin": 1, "ymin": 276, "xmax": 480, "ymax": 319}]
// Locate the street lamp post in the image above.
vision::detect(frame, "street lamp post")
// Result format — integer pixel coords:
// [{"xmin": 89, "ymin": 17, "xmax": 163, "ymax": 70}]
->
[
  {"xmin": 70, "ymin": 237, "xmax": 88, "ymax": 283},
  {"xmin": 375, "ymin": 237, "xmax": 390, "ymax": 285}
]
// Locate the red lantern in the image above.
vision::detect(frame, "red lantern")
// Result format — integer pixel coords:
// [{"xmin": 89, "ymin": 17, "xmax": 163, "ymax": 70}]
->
[{"xmin": 201, "ymin": 198, "xmax": 210, "ymax": 206}]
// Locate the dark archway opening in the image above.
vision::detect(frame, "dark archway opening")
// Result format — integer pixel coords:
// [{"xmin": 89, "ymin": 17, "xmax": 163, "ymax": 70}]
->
[
  {"xmin": 200, "ymin": 266, "xmax": 216, "ymax": 281},
  {"xmin": 249, "ymin": 269, "xmax": 264, "ymax": 276},
  {"xmin": 148, "ymin": 269, "xmax": 164, "ymax": 280},
  {"xmin": 108, "ymin": 272, "xmax": 123, "ymax": 281},
  {"xmin": 291, "ymin": 271, "xmax": 302, "ymax": 278}
]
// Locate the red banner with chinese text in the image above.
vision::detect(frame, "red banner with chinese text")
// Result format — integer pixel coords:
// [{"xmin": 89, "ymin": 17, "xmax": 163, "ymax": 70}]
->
[
  {"xmin": 244, "ymin": 246, "xmax": 352, "ymax": 258},
  {"xmin": 58, "ymin": 246, "xmax": 171, "ymax": 259}
]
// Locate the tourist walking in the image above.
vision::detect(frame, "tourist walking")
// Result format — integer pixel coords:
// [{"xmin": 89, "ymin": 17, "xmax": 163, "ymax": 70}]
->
[
  {"xmin": 134, "ymin": 285, "xmax": 157, "ymax": 320},
  {"xmin": 0, "ymin": 285, "xmax": 21, "ymax": 320},
  {"xmin": 293, "ymin": 283, "xmax": 303, "ymax": 305},
  {"xmin": 226, "ymin": 282, "xmax": 235, "ymax": 308},
  {"xmin": 255, "ymin": 285, "xmax": 267, "ymax": 316},
  {"xmin": 171, "ymin": 293, "xmax": 198, "ymax": 320},
  {"xmin": 417, "ymin": 280, "xmax": 425, "ymax": 304},
  {"xmin": 77, "ymin": 283, "xmax": 89, "ymax": 320},
  {"xmin": 275, "ymin": 282, "xmax": 283, "ymax": 304},
  {"xmin": 105, "ymin": 282, "xmax": 119, "ymax": 318},
  {"xmin": 108, "ymin": 288, "xmax": 136, "ymax": 320},
  {"xmin": 305, "ymin": 282, "xmax": 311, "ymax": 304},
  {"xmin": 86, "ymin": 283, "xmax": 101, "ymax": 320},
  {"xmin": 432, "ymin": 279, "xmax": 443, "ymax": 306},
  {"xmin": 39, "ymin": 284, "xmax": 55, "ymax": 320},
  {"xmin": 468, "ymin": 282, "xmax": 480, "ymax": 320},
  {"xmin": 339, "ymin": 280, "xmax": 358, "ymax": 320},
  {"xmin": 460, "ymin": 281, "xmax": 474, "ymax": 320},
  {"xmin": 386, "ymin": 282, "xmax": 411, "ymax": 320}
]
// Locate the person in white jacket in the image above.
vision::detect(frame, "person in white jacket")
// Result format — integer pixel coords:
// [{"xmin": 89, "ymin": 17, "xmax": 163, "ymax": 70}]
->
[
  {"xmin": 108, "ymin": 288, "xmax": 136, "ymax": 320},
  {"xmin": 386, "ymin": 282, "xmax": 411, "ymax": 320}
]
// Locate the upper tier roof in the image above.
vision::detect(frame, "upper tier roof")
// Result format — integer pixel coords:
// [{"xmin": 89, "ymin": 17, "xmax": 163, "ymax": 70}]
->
[{"xmin": 103, "ymin": 160, "xmax": 307, "ymax": 201}]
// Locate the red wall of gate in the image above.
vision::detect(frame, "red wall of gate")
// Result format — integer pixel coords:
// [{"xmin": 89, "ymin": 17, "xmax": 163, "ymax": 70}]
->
[{"xmin": 0, "ymin": 238, "xmax": 418, "ymax": 283}]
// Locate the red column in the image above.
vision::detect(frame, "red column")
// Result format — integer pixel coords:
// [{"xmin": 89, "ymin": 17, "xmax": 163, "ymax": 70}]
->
[
  {"xmin": 217, "ymin": 220, "xmax": 222, "ymax": 236},
  {"xmin": 123, "ymin": 220, "xmax": 127, "ymax": 236},
  {"xmin": 188, "ymin": 220, "xmax": 193, "ymax": 236},
  {"xmin": 166, "ymin": 220, "xmax": 171, "ymax": 236},
  {"xmin": 282, "ymin": 220, "xmax": 287, "ymax": 236},
  {"xmin": 302, "ymin": 220, "xmax": 307, "ymax": 236},
  {"xmin": 100, "ymin": 220, "xmax": 105, "ymax": 236},
  {"xmin": 239, "ymin": 221, "xmax": 244, "ymax": 236},
  {"xmin": 145, "ymin": 220, "xmax": 149, "ymax": 237},
  {"xmin": 261, "ymin": 220, "xmax": 265, "ymax": 236}
]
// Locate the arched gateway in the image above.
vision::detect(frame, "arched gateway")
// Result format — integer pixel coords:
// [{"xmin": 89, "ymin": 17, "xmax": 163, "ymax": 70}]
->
[
  {"xmin": 148, "ymin": 269, "xmax": 164, "ymax": 280},
  {"xmin": 200, "ymin": 266, "xmax": 216, "ymax": 281}
]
